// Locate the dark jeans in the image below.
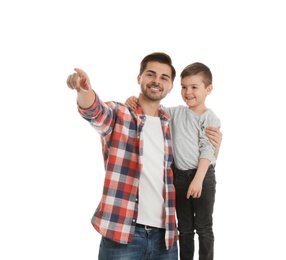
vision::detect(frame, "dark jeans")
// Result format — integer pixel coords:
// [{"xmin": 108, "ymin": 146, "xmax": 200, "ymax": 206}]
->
[{"xmin": 173, "ymin": 165, "xmax": 216, "ymax": 260}]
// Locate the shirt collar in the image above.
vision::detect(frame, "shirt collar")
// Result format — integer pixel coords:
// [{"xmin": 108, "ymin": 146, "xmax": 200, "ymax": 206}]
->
[{"xmin": 133, "ymin": 104, "xmax": 171, "ymax": 121}]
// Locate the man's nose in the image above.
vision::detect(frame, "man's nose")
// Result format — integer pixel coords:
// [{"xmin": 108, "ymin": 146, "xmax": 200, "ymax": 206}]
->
[{"xmin": 152, "ymin": 76, "xmax": 160, "ymax": 85}]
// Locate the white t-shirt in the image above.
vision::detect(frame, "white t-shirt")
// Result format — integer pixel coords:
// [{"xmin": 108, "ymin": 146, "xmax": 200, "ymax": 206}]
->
[{"xmin": 137, "ymin": 115, "xmax": 166, "ymax": 228}]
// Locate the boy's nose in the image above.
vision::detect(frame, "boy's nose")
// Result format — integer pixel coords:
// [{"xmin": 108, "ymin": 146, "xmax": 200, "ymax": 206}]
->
[{"xmin": 185, "ymin": 88, "xmax": 192, "ymax": 94}]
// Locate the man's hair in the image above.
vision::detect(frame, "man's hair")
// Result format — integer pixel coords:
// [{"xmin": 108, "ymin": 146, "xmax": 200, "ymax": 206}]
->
[
  {"xmin": 139, "ymin": 52, "xmax": 176, "ymax": 82},
  {"xmin": 180, "ymin": 62, "xmax": 212, "ymax": 87}
]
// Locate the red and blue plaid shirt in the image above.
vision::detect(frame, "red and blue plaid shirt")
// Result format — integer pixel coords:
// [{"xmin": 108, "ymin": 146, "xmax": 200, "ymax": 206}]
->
[{"xmin": 78, "ymin": 93, "xmax": 178, "ymax": 249}]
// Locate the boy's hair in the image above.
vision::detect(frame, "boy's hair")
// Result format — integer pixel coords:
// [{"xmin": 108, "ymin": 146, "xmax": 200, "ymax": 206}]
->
[
  {"xmin": 180, "ymin": 62, "xmax": 212, "ymax": 87},
  {"xmin": 139, "ymin": 52, "xmax": 176, "ymax": 82}
]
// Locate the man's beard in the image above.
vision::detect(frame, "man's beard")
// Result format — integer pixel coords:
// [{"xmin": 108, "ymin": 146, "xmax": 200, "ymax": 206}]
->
[{"xmin": 141, "ymin": 84, "xmax": 166, "ymax": 101}]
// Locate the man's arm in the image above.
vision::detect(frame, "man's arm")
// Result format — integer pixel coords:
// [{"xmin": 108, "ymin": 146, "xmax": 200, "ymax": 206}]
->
[
  {"xmin": 205, "ymin": 127, "xmax": 222, "ymax": 159},
  {"xmin": 66, "ymin": 68, "xmax": 96, "ymax": 108}
]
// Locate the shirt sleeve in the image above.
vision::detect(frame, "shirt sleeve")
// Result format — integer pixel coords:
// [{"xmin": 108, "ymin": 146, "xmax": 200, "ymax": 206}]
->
[
  {"xmin": 199, "ymin": 109, "xmax": 221, "ymax": 161},
  {"xmin": 78, "ymin": 93, "xmax": 118, "ymax": 136}
]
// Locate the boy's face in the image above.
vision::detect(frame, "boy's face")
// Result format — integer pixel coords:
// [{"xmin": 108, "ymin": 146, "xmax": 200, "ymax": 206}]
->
[
  {"xmin": 181, "ymin": 74, "xmax": 212, "ymax": 111},
  {"xmin": 137, "ymin": 61, "xmax": 173, "ymax": 102}
]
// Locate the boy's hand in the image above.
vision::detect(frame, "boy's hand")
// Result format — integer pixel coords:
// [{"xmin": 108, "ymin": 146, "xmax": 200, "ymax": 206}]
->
[
  {"xmin": 187, "ymin": 179, "xmax": 203, "ymax": 199},
  {"xmin": 66, "ymin": 68, "xmax": 91, "ymax": 92},
  {"xmin": 125, "ymin": 96, "xmax": 138, "ymax": 110}
]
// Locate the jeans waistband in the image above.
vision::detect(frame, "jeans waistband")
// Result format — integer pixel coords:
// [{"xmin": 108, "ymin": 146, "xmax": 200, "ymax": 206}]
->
[
  {"xmin": 173, "ymin": 164, "xmax": 214, "ymax": 175},
  {"xmin": 136, "ymin": 223, "xmax": 165, "ymax": 231}
]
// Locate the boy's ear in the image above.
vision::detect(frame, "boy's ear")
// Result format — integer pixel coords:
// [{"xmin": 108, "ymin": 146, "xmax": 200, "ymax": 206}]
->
[{"xmin": 206, "ymin": 84, "xmax": 213, "ymax": 95}]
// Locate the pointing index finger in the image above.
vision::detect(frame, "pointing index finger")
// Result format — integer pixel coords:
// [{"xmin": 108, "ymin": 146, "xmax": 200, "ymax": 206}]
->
[{"xmin": 74, "ymin": 68, "xmax": 87, "ymax": 77}]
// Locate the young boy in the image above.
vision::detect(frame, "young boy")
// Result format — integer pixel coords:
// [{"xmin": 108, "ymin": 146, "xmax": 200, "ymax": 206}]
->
[{"xmin": 126, "ymin": 62, "xmax": 221, "ymax": 260}]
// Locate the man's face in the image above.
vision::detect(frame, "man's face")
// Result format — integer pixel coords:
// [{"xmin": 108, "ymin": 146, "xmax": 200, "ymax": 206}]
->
[{"xmin": 137, "ymin": 61, "xmax": 173, "ymax": 101}]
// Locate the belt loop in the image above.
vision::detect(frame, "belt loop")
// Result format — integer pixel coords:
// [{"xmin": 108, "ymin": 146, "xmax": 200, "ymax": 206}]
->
[{"xmin": 144, "ymin": 225, "xmax": 152, "ymax": 231}]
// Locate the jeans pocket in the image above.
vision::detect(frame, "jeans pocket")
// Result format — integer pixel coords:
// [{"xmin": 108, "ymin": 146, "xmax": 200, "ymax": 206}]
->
[{"xmin": 101, "ymin": 237, "xmax": 123, "ymax": 249}]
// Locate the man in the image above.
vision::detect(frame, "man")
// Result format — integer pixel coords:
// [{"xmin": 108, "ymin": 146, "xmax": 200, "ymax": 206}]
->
[{"xmin": 67, "ymin": 52, "xmax": 178, "ymax": 259}]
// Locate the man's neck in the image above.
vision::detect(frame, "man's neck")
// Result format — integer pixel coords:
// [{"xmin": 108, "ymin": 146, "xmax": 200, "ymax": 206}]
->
[{"xmin": 138, "ymin": 96, "xmax": 160, "ymax": 117}]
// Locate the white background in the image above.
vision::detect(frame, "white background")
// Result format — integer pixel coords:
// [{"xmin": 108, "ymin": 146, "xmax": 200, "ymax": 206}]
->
[{"xmin": 1, "ymin": 0, "xmax": 285, "ymax": 259}]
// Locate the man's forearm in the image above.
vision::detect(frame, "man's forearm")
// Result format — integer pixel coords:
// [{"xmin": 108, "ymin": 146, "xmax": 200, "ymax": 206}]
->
[{"xmin": 77, "ymin": 89, "xmax": 96, "ymax": 108}]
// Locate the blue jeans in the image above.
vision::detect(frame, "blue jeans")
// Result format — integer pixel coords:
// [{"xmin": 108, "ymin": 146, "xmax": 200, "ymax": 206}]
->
[
  {"xmin": 174, "ymin": 165, "xmax": 216, "ymax": 260},
  {"xmin": 98, "ymin": 225, "xmax": 178, "ymax": 260}
]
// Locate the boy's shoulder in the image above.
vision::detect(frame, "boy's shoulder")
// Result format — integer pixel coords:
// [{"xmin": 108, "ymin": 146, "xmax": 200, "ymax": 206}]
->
[
  {"xmin": 203, "ymin": 108, "xmax": 221, "ymax": 127},
  {"xmin": 205, "ymin": 108, "xmax": 217, "ymax": 116}
]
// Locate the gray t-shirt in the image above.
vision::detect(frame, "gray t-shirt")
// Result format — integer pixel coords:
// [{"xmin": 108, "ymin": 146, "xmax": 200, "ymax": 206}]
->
[{"xmin": 161, "ymin": 105, "xmax": 221, "ymax": 170}]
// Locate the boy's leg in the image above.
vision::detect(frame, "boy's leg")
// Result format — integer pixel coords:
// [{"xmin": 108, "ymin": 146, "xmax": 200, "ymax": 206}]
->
[
  {"xmin": 193, "ymin": 166, "xmax": 216, "ymax": 260},
  {"xmin": 174, "ymin": 169, "xmax": 196, "ymax": 260}
]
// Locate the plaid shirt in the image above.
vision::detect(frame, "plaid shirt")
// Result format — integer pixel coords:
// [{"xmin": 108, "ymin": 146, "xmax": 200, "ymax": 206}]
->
[{"xmin": 78, "ymin": 93, "xmax": 178, "ymax": 249}]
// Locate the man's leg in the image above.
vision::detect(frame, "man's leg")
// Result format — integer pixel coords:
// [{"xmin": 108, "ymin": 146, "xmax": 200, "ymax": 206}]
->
[
  {"xmin": 98, "ymin": 228, "xmax": 147, "ymax": 260},
  {"xmin": 147, "ymin": 228, "xmax": 178, "ymax": 260}
]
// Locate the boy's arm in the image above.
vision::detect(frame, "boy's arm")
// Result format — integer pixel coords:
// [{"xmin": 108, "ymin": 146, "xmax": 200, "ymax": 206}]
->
[
  {"xmin": 125, "ymin": 96, "xmax": 138, "ymax": 110},
  {"xmin": 187, "ymin": 158, "xmax": 210, "ymax": 199},
  {"xmin": 214, "ymin": 147, "xmax": 220, "ymax": 159},
  {"xmin": 125, "ymin": 96, "xmax": 175, "ymax": 117},
  {"xmin": 188, "ymin": 113, "xmax": 221, "ymax": 199},
  {"xmin": 205, "ymin": 126, "xmax": 222, "ymax": 159}
]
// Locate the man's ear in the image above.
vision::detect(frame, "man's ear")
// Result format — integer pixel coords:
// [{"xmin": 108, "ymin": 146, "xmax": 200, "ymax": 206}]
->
[
  {"xmin": 137, "ymin": 75, "xmax": 141, "ymax": 84},
  {"xmin": 168, "ymin": 83, "xmax": 174, "ymax": 93}
]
